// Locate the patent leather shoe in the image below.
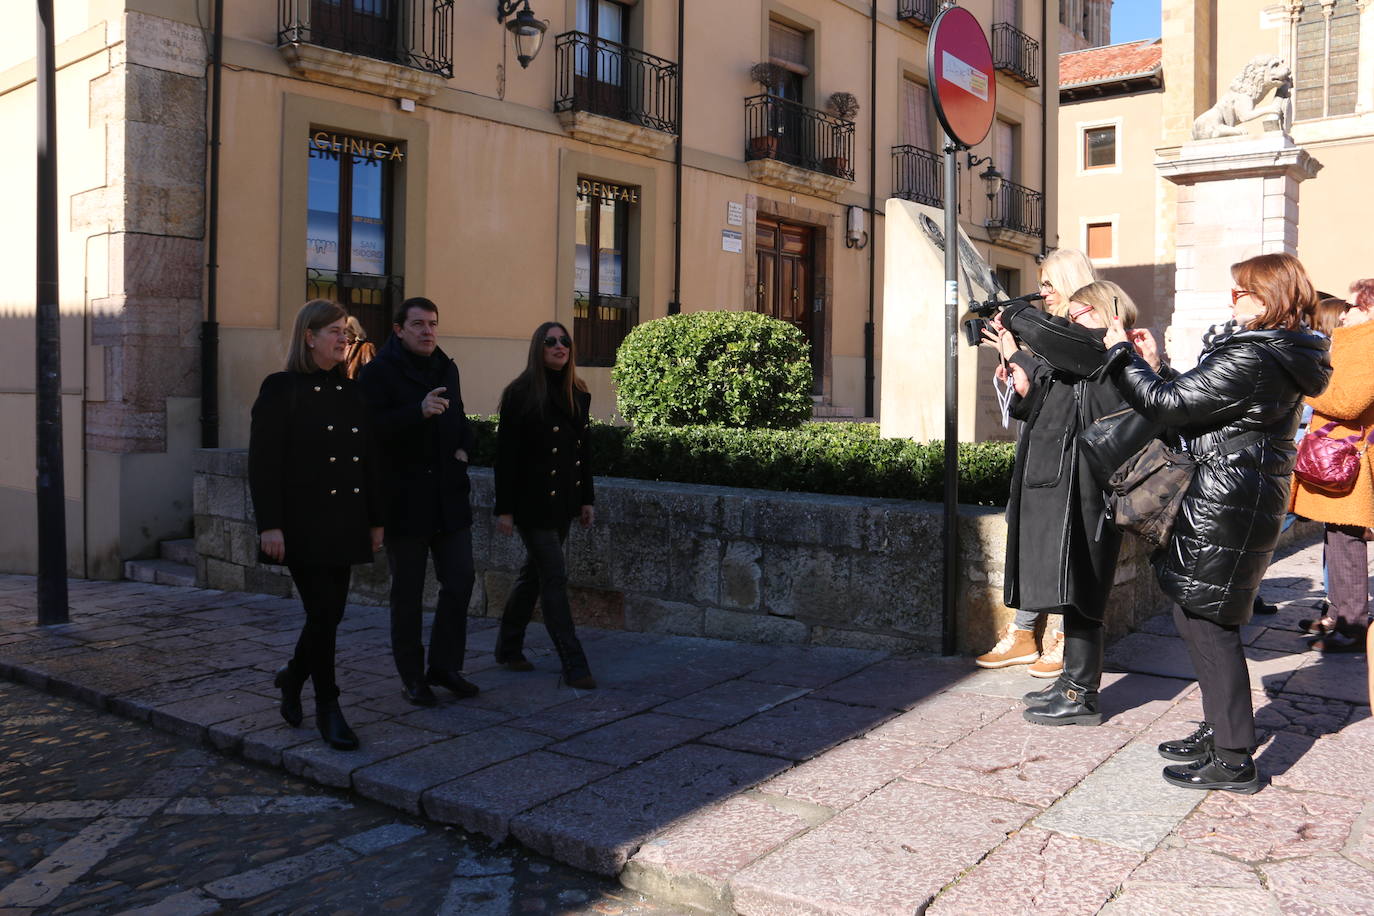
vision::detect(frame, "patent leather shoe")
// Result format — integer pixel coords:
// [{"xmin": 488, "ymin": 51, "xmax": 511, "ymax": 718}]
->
[
  {"xmin": 1162, "ymin": 752, "xmax": 1260, "ymax": 794},
  {"xmin": 425, "ymin": 668, "xmax": 480, "ymax": 698},
  {"xmin": 400, "ymin": 678, "xmax": 437, "ymax": 707},
  {"xmin": 1158, "ymin": 721, "xmax": 1213, "ymax": 762},
  {"xmin": 274, "ymin": 664, "xmax": 305, "ymax": 727},
  {"xmin": 1022, "ymin": 677, "xmax": 1101, "ymax": 726}
]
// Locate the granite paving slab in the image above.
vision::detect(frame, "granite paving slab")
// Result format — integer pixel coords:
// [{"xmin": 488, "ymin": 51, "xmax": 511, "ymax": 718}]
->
[
  {"xmin": 1175, "ymin": 787, "xmax": 1366, "ymax": 861},
  {"xmin": 548, "ymin": 713, "xmax": 721, "ymax": 767},
  {"xmin": 280, "ymin": 720, "xmax": 446, "ymax": 788},
  {"xmin": 728, "ymin": 780, "xmax": 1036, "ymax": 916},
  {"xmin": 808, "ymin": 657, "xmax": 970, "ymax": 709},
  {"xmin": 509, "ymin": 688, "xmax": 676, "ymax": 740},
  {"xmin": 925, "ymin": 826, "xmax": 1143, "ymax": 916},
  {"xmin": 1105, "ymin": 631, "xmax": 1312, "ymax": 692},
  {"xmin": 1279, "ymin": 650, "xmax": 1370, "ymax": 704},
  {"xmin": 651, "ymin": 679, "xmax": 810, "ymax": 725},
  {"xmin": 351, "ymin": 726, "xmax": 550, "ymax": 813},
  {"xmin": 1095, "ymin": 671, "xmax": 1196, "ymax": 732},
  {"xmin": 1262, "ymin": 857, "xmax": 1374, "ymax": 915},
  {"xmin": 753, "ymin": 736, "xmax": 938, "ymax": 810},
  {"xmin": 738, "ymin": 646, "xmax": 888, "ymax": 689},
  {"xmin": 701, "ymin": 697, "xmax": 894, "ymax": 761},
  {"xmin": 1099, "ymin": 884, "xmax": 1279, "ymax": 914},
  {"xmin": 862, "ymin": 691, "xmax": 1016, "ymax": 749},
  {"xmin": 1125, "ymin": 844, "xmax": 1267, "ymax": 889}
]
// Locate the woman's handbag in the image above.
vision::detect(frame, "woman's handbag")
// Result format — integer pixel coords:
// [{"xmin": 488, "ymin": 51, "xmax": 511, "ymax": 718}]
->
[
  {"xmin": 1294, "ymin": 421, "xmax": 1372, "ymax": 495},
  {"xmin": 1105, "ymin": 439, "xmax": 1196, "ymax": 550},
  {"xmin": 1078, "ymin": 406, "xmax": 1165, "ymax": 491}
]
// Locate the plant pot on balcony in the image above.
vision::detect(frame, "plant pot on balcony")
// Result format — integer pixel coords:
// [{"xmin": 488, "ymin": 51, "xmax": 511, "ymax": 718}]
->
[
  {"xmin": 823, "ymin": 156, "xmax": 849, "ymax": 177},
  {"xmin": 749, "ymin": 135, "xmax": 780, "ymax": 160}
]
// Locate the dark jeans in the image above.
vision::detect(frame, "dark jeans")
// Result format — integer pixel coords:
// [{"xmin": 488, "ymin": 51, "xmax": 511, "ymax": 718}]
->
[
  {"xmin": 386, "ymin": 528, "xmax": 474, "ymax": 681},
  {"xmin": 1325, "ymin": 523, "xmax": 1370, "ymax": 625},
  {"xmin": 1173, "ymin": 603, "xmax": 1255, "ymax": 752},
  {"xmin": 496, "ymin": 522, "xmax": 590, "ymax": 679},
  {"xmin": 286, "ymin": 563, "xmax": 351, "ymax": 696}
]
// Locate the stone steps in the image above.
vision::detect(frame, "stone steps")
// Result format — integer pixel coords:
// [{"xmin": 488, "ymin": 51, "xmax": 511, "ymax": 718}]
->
[{"xmin": 124, "ymin": 538, "xmax": 197, "ymax": 587}]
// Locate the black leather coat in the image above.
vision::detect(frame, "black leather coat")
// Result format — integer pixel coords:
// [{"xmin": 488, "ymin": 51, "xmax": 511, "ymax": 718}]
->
[
  {"xmin": 357, "ymin": 336, "xmax": 477, "ymax": 535},
  {"xmin": 494, "ymin": 374, "xmax": 594, "ymax": 529},
  {"xmin": 248, "ymin": 367, "xmax": 384, "ymax": 566},
  {"xmin": 1107, "ymin": 325, "xmax": 1332, "ymax": 624}
]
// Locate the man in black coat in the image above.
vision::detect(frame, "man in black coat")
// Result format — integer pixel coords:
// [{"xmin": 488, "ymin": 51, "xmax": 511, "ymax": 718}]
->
[{"xmin": 358, "ymin": 297, "xmax": 480, "ymax": 705}]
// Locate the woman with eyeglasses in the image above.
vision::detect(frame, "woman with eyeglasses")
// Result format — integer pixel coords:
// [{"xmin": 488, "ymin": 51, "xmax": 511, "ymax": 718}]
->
[
  {"xmin": 1103, "ymin": 253, "xmax": 1331, "ymax": 793},
  {"xmin": 492, "ymin": 322, "xmax": 597, "ymax": 689}
]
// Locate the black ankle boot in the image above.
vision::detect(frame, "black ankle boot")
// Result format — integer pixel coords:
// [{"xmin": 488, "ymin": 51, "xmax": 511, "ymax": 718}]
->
[
  {"xmin": 1162, "ymin": 750, "xmax": 1259, "ymax": 794},
  {"xmin": 274, "ymin": 662, "xmax": 306, "ymax": 727},
  {"xmin": 552, "ymin": 634, "xmax": 595, "ymax": 689},
  {"xmin": 315, "ymin": 692, "xmax": 359, "ymax": 751},
  {"xmin": 1022, "ymin": 683, "xmax": 1057, "ymax": 705},
  {"xmin": 1022, "ymin": 677, "xmax": 1101, "ymax": 726},
  {"xmin": 1158, "ymin": 721, "xmax": 1213, "ymax": 762}
]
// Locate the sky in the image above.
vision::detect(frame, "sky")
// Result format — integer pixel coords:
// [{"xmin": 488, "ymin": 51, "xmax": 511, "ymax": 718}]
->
[{"xmin": 1112, "ymin": 0, "xmax": 1163, "ymax": 43}]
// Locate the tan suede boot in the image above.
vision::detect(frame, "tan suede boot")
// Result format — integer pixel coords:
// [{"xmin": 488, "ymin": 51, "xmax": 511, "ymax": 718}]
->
[{"xmin": 975, "ymin": 623, "xmax": 1040, "ymax": 669}]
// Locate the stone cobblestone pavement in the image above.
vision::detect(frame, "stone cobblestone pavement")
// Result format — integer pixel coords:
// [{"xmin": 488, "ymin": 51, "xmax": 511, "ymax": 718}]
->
[{"xmin": 0, "ymin": 534, "xmax": 1370, "ymax": 914}]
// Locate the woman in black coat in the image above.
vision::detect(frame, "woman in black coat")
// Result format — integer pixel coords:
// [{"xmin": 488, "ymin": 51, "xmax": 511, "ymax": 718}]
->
[
  {"xmin": 1104, "ymin": 253, "xmax": 1331, "ymax": 793},
  {"xmin": 989, "ymin": 282, "xmax": 1145, "ymax": 727},
  {"xmin": 493, "ymin": 322, "xmax": 597, "ymax": 689},
  {"xmin": 249, "ymin": 300, "xmax": 384, "ymax": 750}
]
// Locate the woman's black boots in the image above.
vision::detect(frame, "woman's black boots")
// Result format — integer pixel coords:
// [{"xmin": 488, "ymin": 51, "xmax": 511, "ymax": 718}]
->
[
  {"xmin": 315, "ymin": 688, "xmax": 359, "ymax": 751},
  {"xmin": 1023, "ymin": 622, "xmax": 1103, "ymax": 726},
  {"xmin": 553, "ymin": 633, "xmax": 596, "ymax": 690},
  {"xmin": 274, "ymin": 662, "xmax": 306, "ymax": 727}
]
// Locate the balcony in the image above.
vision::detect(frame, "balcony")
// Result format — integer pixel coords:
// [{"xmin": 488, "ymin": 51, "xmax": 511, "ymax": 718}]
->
[
  {"xmin": 277, "ymin": 0, "xmax": 454, "ymax": 100},
  {"xmin": 744, "ymin": 95, "xmax": 855, "ymax": 200},
  {"xmin": 574, "ymin": 294, "xmax": 639, "ymax": 367},
  {"xmin": 554, "ymin": 32, "xmax": 679, "ymax": 155},
  {"xmin": 992, "ymin": 23, "xmax": 1040, "ymax": 87},
  {"xmin": 986, "ymin": 179, "xmax": 1044, "ymax": 252},
  {"xmin": 896, "ymin": 0, "xmax": 938, "ymax": 29},
  {"xmin": 891, "ymin": 145, "xmax": 943, "ymax": 207}
]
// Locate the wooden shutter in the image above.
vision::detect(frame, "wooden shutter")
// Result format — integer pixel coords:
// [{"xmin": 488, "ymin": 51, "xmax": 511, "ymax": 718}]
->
[
  {"xmin": 1086, "ymin": 222, "xmax": 1113, "ymax": 260},
  {"xmin": 902, "ymin": 78, "xmax": 933, "ymax": 150},
  {"xmin": 769, "ymin": 20, "xmax": 809, "ymax": 75}
]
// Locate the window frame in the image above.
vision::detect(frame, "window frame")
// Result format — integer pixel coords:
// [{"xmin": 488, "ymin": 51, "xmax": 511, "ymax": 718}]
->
[
  {"xmin": 1076, "ymin": 117, "xmax": 1122, "ymax": 175},
  {"xmin": 573, "ymin": 176, "xmax": 639, "ymax": 367},
  {"xmin": 1293, "ymin": 0, "xmax": 1361, "ymax": 123},
  {"xmin": 1081, "ymin": 215, "xmax": 1119, "ymax": 265}
]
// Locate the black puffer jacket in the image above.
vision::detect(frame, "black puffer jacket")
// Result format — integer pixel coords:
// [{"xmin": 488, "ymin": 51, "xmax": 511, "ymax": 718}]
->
[{"xmin": 1107, "ymin": 324, "xmax": 1331, "ymax": 624}]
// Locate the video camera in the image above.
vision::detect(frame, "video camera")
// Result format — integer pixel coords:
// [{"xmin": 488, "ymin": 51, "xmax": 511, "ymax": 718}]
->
[{"xmin": 962, "ymin": 292, "xmax": 1045, "ymax": 347}]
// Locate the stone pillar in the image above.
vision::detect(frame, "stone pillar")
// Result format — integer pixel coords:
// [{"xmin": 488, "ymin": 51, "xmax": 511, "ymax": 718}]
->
[
  {"xmin": 1155, "ymin": 134, "xmax": 1321, "ymax": 370},
  {"xmin": 1160, "ymin": 0, "xmax": 1215, "ymax": 145}
]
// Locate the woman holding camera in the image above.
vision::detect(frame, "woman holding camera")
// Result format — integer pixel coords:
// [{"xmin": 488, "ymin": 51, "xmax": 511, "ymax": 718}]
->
[
  {"xmin": 1104, "ymin": 253, "xmax": 1331, "ymax": 793},
  {"xmin": 986, "ymin": 281, "xmax": 1143, "ymax": 726}
]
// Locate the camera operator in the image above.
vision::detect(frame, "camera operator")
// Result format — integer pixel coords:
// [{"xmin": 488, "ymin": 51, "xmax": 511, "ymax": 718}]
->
[{"xmin": 984, "ymin": 280, "xmax": 1146, "ymax": 726}]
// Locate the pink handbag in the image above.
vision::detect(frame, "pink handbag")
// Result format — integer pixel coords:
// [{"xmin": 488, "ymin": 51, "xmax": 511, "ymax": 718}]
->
[{"xmin": 1294, "ymin": 421, "xmax": 1372, "ymax": 495}]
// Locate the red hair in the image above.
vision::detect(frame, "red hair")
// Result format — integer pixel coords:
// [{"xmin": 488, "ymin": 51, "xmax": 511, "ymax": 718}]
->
[
  {"xmin": 1350, "ymin": 279, "xmax": 1374, "ymax": 309},
  {"xmin": 1231, "ymin": 253, "xmax": 1319, "ymax": 331}
]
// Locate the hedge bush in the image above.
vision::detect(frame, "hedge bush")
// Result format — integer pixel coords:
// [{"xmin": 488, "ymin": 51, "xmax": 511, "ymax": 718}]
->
[
  {"xmin": 468, "ymin": 418, "xmax": 1014, "ymax": 506},
  {"xmin": 611, "ymin": 311, "xmax": 813, "ymax": 429}
]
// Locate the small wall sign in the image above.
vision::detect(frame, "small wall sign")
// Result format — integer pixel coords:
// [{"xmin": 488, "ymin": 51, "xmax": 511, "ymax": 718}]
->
[
  {"xmin": 727, "ymin": 201, "xmax": 744, "ymax": 226},
  {"xmin": 722, "ymin": 230, "xmax": 743, "ymax": 253}
]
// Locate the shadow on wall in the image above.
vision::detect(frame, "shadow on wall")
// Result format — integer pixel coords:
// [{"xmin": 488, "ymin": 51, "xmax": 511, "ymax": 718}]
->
[{"xmin": 1097, "ymin": 262, "xmax": 1175, "ymax": 337}]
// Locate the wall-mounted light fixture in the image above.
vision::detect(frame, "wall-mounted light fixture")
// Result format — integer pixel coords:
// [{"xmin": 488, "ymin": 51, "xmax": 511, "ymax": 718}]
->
[
  {"xmin": 966, "ymin": 152, "xmax": 1004, "ymax": 209},
  {"xmin": 497, "ymin": 0, "xmax": 548, "ymax": 69},
  {"xmin": 846, "ymin": 205, "xmax": 869, "ymax": 249}
]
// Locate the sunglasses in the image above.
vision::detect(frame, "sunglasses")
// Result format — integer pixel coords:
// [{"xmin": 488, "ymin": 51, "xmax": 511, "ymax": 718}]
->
[
  {"xmin": 543, "ymin": 334, "xmax": 572, "ymax": 348},
  {"xmin": 1230, "ymin": 288, "xmax": 1254, "ymax": 306}
]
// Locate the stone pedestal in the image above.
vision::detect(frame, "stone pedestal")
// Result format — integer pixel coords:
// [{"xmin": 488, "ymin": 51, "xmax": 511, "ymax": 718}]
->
[{"xmin": 1155, "ymin": 134, "xmax": 1321, "ymax": 369}]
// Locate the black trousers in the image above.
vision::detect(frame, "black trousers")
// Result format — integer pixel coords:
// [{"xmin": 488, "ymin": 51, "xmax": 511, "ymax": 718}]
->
[
  {"xmin": 1173, "ymin": 603, "xmax": 1255, "ymax": 752},
  {"xmin": 496, "ymin": 521, "xmax": 590, "ymax": 678},
  {"xmin": 1060, "ymin": 606, "xmax": 1104, "ymax": 690},
  {"xmin": 286, "ymin": 563, "xmax": 351, "ymax": 696},
  {"xmin": 386, "ymin": 528, "xmax": 474, "ymax": 681}
]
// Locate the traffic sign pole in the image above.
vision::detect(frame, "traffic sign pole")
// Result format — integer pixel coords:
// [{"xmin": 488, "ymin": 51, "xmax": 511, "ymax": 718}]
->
[{"xmin": 942, "ymin": 133, "xmax": 961, "ymax": 658}]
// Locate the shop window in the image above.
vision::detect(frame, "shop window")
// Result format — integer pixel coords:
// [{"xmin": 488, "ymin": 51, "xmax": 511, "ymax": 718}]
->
[
  {"xmin": 1086, "ymin": 221, "xmax": 1114, "ymax": 261},
  {"xmin": 1083, "ymin": 125, "xmax": 1116, "ymax": 169},
  {"xmin": 573, "ymin": 177, "xmax": 639, "ymax": 366},
  {"xmin": 1295, "ymin": 0, "xmax": 1360, "ymax": 120},
  {"xmin": 306, "ymin": 130, "xmax": 402, "ymax": 344}
]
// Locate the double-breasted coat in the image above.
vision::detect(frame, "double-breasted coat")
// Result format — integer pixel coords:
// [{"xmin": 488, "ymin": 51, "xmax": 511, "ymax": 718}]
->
[
  {"xmin": 1001, "ymin": 302, "xmax": 1128, "ymax": 621},
  {"xmin": 494, "ymin": 374, "xmax": 595, "ymax": 529},
  {"xmin": 357, "ymin": 335, "xmax": 477, "ymax": 536},
  {"xmin": 1107, "ymin": 324, "xmax": 1332, "ymax": 624},
  {"xmin": 248, "ymin": 367, "xmax": 385, "ymax": 566}
]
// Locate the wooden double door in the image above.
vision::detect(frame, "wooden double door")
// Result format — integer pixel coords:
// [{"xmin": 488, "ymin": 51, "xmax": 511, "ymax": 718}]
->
[{"xmin": 756, "ymin": 217, "xmax": 821, "ymax": 390}]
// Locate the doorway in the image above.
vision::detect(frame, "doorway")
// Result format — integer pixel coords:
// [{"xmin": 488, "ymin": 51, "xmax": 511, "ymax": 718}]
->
[{"xmin": 755, "ymin": 216, "xmax": 821, "ymax": 391}]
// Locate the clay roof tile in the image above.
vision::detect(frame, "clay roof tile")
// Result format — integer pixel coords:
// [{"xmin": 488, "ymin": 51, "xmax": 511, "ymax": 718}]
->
[{"xmin": 1059, "ymin": 39, "xmax": 1163, "ymax": 89}]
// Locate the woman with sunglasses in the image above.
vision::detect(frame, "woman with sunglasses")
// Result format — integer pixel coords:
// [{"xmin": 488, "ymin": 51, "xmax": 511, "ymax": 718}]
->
[
  {"xmin": 492, "ymin": 322, "xmax": 597, "ymax": 689},
  {"xmin": 1104, "ymin": 253, "xmax": 1331, "ymax": 793}
]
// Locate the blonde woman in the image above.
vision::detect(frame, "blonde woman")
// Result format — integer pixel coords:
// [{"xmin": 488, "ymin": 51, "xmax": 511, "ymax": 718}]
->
[
  {"xmin": 1038, "ymin": 248, "xmax": 1098, "ymax": 319},
  {"xmin": 342, "ymin": 316, "xmax": 376, "ymax": 379}
]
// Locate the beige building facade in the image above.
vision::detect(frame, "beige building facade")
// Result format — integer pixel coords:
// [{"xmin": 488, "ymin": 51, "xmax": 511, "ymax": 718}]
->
[
  {"xmin": 1058, "ymin": 0, "xmax": 1374, "ymax": 335},
  {"xmin": 1, "ymin": 0, "xmax": 1060, "ymax": 577}
]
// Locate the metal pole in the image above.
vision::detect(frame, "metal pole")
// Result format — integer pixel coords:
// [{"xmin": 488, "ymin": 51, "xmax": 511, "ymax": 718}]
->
[
  {"xmin": 941, "ymin": 134, "xmax": 960, "ymax": 657},
  {"xmin": 201, "ymin": 0, "xmax": 223, "ymax": 447},
  {"xmin": 36, "ymin": 0, "xmax": 69, "ymax": 625}
]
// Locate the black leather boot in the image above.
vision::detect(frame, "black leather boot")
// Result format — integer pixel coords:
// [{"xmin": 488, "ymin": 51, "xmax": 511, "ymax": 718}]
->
[
  {"xmin": 1162, "ymin": 751, "xmax": 1260, "ymax": 794},
  {"xmin": 1022, "ymin": 683, "xmax": 1058, "ymax": 705},
  {"xmin": 1022, "ymin": 676, "xmax": 1101, "ymax": 725},
  {"xmin": 315, "ymin": 690, "xmax": 359, "ymax": 751},
  {"xmin": 1158, "ymin": 721, "xmax": 1214, "ymax": 762},
  {"xmin": 552, "ymin": 633, "xmax": 596, "ymax": 690},
  {"xmin": 274, "ymin": 662, "xmax": 306, "ymax": 727}
]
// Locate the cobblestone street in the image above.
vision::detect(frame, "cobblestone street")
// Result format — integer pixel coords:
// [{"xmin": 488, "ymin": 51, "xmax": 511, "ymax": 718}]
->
[{"xmin": 0, "ymin": 681, "xmax": 673, "ymax": 915}]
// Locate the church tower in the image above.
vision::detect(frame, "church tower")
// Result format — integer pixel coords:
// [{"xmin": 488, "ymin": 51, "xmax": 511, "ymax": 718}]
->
[{"xmin": 1060, "ymin": 0, "xmax": 1113, "ymax": 51}]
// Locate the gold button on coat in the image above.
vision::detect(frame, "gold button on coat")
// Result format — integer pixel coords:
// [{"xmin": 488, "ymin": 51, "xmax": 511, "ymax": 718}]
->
[
  {"xmin": 353, "ymin": 488, "xmax": 360, "ymax": 494},
  {"xmin": 314, "ymin": 386, "xmax": 321, "ymax": 392},
  {"xmin": 329, "ymin": 457, "xmax": 336, "ymax": 463},
  {"xmin": 330, "ymin": 489, "xmax": 337, "ymax": 495},
  {"xmin": 327, "ymin": 425, "xmax": 334, "ymax": 431}
]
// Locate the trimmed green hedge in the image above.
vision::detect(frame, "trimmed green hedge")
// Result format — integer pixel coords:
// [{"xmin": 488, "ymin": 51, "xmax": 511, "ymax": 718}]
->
[{"xmin": 468, "ymin": 418, "xmax": 1014, "ymax": 506}]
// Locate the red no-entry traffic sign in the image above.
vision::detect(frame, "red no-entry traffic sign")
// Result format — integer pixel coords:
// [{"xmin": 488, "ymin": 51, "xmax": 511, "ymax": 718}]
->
[{"xmin": 927, "ymin": 6, "xmax": 996, "ymax": 149}]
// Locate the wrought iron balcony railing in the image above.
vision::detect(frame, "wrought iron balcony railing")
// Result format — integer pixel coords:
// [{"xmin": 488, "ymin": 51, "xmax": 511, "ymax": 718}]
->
[
  {"xmin": 306, "ymin": 269, "xmax": 404, "ymax": 345},
  {"xmin": 992, "ymin": 22, "xmax": 1040, "ymax": 86},
  {"xmin": 554, "ymin": 32, "xmax": 679, "ymax": 134},
  {"xmin": 574, "ymin": 294, "xmax": 639, "ymax": 367},
  {"xmin": 891, "ymin": 145, "xmax": 943, "ymax": 207},
  {"xmin": 745, "ymin": 95, "xmax": 855, "ymax": 180},
  {"xmin": 987, "ymin": 179, "xmax": 1044, "ymax": 238},
  {"xmin": 278, "ymin": 0, "xmax": 454, "ymax": 77},
  {"xmin": 897, "ymin": 0, "xmax": 938, "ymax": 28}
]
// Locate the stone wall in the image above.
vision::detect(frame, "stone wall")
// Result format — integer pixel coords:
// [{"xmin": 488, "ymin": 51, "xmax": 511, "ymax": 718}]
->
[{"xmin": 193, "ymin": 449, "xmax": 1172, "ymax": 654}]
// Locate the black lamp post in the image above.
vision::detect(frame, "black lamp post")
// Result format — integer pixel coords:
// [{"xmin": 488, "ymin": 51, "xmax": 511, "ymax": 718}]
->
[
  {"xmin": 966, "ymin": 151, "xmax": 1004, "ymax": 211},
  {"xmin": 497, "ymin": 0, "xmax": 548, "ymax": 69}
]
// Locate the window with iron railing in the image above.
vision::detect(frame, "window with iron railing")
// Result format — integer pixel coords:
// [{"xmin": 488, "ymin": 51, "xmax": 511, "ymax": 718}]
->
[
  {"xmin": 987, "ymin": 179, "xmax": 1044, "ymax": 238},
  {"xmin": 891, "ymin": 146, "xmax": 943, "ymax": 207},
  {"xmin": 897, "ymin": 0, "xmax": 938, "ymax": 28},
  {"xmin": 992, "ymin": 22, "xmax": 1040, "ymax": 86},
  {"xmin": 554, "ymin": 32, "xmax": 679, "ymax": 134},
  {"xmin": 745, "ymin": 96, "xmax": 855, "ymax": 180},
  {"xmin": 278, "ymin": 0, "xmax": 454, "ymax": 76}
]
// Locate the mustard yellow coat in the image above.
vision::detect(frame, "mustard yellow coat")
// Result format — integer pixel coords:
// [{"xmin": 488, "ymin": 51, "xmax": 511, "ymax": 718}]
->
[{"xmin": 1292, "ymin": 321, "xmax": 1374, "ymax": 527}]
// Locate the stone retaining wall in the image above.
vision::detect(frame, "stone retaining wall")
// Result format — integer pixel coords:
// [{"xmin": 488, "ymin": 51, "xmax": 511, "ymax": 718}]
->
[{"xmin": 193, "ymin": 448, "xmax": 1171, "ymax": 654}]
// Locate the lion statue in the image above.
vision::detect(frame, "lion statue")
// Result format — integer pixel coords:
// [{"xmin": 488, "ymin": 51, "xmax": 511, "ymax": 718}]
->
[{"xmin": 1192, "ymin": 55, "xmax": 1293, "ymax": 140}]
